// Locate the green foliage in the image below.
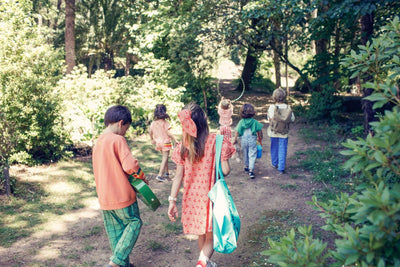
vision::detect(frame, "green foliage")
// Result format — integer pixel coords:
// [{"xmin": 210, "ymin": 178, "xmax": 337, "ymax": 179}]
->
[
  {"xmin": 341, "ymin": 16, "xmax": 400, "ymax": 185},
  {"xmin": 57, "ymin": 63, "xmax": 185, "ymax": 143},
  {"xmin": 0, "ymin": 160, "xmax": 96, "ymax": 247},
  {"xmin": 263, "ymin": 225, "xmax": 329, "ymax": 267},
  {"xmin": 317, "ymin": 16, "xmax": 400, "ymax": 266},
  {"xmin": 264, "ymin": 17, "xmax": 400, "ymax": 267},
  {"xmin": 148, "ymin": 2, "xmax": 219, "ymax": 115},
  {"xmin": 296, "ymin": 146, "xmax": 350, "ymax": 188},
  {"xmin": 306, "ymin": 85, "xmax": 343, "ymax": 120},
  {"xmin": 0, "ymin": 0, "xmax": 68, "ymax": 164},
  {"xmin": 312, "ymin": 183, "xmax": 400, "ymax": 267},
  {"xmin": 250, "ymin": 75, "xmax": 275, "ymax": 94},
  {"xmin": 341, "ymin": 107, "xmax": 400, "ymax": 184}
]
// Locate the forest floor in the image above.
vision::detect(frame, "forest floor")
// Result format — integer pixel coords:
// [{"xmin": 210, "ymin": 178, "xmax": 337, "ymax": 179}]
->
[{"xmin": 0, "ymin": 65, "xmax": 333, "ymax": 266}]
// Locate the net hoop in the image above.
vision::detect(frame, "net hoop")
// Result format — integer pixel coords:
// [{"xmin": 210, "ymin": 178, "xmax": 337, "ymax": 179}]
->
[{"xmin": 216, "ymin": 76, "xmax": 245, "ymax": 102}]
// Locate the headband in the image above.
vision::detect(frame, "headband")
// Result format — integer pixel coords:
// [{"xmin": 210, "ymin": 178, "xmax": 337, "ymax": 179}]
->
[{"xmin": 178, "ymin": 109, "xmax": 197, "ymax": 138}]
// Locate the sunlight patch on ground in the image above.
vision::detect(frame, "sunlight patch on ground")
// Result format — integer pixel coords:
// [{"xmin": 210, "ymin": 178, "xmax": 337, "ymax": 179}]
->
[
  {"xmin": 33, "ymin": 206, "xmax": 100, "ymax": 240},
  {"xmin": 83, "ymin": 197, "xmax": 100, "ymax": 209},
  {"xmin": 261, "ymin": 175, "xmax": 273, "ymax": 180},
  {"xmin": 184, "ymin": 234, "xmax": 198, "ymax": 241},
  {"xmin": 33, "ymin": 240, "xmax": 68, "ymax": 261},
  {"xmin": 47, "ymin": 181, "xmax": 80, "ymax": 194},
  {"xmin": 214, "ymin": 59, "xmax": 242, "ymax": 80}
]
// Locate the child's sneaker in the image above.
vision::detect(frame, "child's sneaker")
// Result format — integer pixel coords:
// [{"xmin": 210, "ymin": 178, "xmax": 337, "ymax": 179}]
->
[
  {"xmin": 196, "ymin": 260, "xmax": 207, "ymax": 267},
  {"xmin": 207, "ymin": 260, "xmax": 217, "ymax": 267},
  {"xmin": 156, "ymin": 176, "xmax": 166, "ymax": 182},
  {"xmin": 164, "ymin": 172, "xmax": 170, "ymax": 178},
  {"xmin": 244, "ymin": 167, "xmax": 249, "ymax": 173},
  {"xmin": 249, "ymin": 171, "xmax": 255, "ymax": 179}
]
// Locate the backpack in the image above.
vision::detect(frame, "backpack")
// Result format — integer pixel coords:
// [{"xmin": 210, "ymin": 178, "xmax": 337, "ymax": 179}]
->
[{"xmin": 270, "ymin": 105, "xmax": 292, "ymax": 135}]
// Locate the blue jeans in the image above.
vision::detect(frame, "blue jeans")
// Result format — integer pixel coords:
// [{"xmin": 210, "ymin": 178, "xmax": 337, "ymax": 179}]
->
[
  {"xmin": 241, "ymin": 133, "xmax": 257, "ymax": 170},
  {"xmin": 270, "ymin": 137, "xmax": 288, "ymax": 172}
]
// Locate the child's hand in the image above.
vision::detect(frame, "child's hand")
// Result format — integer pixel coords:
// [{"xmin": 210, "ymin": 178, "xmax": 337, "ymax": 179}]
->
[
  {"xmin": 143, "ymin": 177, "xmax": 149, "ymax": 185},
  {"xmin": 168, "ymin": 203, "xmax": 179, "ymax": 222}
]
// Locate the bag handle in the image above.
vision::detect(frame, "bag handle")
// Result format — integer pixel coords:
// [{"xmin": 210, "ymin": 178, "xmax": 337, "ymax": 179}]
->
[{"xmin": 215, "ymin": 134, "xmax": 224, "ymax": 181}]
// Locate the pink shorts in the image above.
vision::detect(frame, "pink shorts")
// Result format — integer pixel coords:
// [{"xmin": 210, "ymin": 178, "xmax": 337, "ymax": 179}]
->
[{"xmin": 156, "ymin": 142, "xmax": 173, "ymax": 152}]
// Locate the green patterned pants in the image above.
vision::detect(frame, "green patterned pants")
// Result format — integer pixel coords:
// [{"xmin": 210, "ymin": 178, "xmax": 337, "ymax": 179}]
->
[{"xmin": 102, "ymin": 202, "xmax": 142, "ymax": 267}]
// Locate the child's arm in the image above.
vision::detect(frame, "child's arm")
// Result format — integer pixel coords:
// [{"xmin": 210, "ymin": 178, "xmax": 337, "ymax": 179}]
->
[
  {"xmin": 233, "ymin": 131, "xmax": 239, "ymax": 144},
  {"xmin": 168, "ymin": 164, "xmax": 184, "ymax": 222},
  {"xmin": 257, "ymin": 130, "xmax": 263, "ymax": 145},
  {"xmin": 167, "ymin": 129, "xmax": 177, "ymax": 144},
  {"xmin": 217, "ymin": 97, "xmax": 225, "ymax": 108},
  {"xmin": 221, "ymin": 160, "xmax": 231, "ymax": 176},
  {"xmin": 149, "ymin": 128, "xmax": 156, "ymax": 145}
]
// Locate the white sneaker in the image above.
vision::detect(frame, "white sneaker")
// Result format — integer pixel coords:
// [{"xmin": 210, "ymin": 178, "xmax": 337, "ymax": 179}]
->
[
  {"xmin": 156, "ymin": 176, "xmax": 166, "ymax": 182},
  {"xmin": 206, "ymin": 260, "xmax": 217, "ymax": 267}
]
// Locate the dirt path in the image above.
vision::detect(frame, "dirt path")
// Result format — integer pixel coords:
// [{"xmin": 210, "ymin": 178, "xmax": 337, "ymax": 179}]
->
[{"xmin": 0, "ymin": 84, "xmax": 323, "ymax": 267}]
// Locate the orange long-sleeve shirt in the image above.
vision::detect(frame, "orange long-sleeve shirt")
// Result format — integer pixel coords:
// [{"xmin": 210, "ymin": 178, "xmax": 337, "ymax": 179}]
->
[{"xmin": 92, "ymin": 132, "xmax": 142, "ymax": 210}]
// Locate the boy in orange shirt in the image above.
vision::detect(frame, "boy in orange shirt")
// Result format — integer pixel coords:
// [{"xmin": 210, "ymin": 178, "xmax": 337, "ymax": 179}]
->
[{"xmin": 92, "ymin": 105, "xmax": 148, "ymax": 267}]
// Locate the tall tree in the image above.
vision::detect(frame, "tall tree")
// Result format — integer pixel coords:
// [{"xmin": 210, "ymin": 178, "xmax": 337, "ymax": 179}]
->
[
  {"xmin": 236, "ymin": 0, "xmax": 312, "ymax": 90},
  {"xmin": 360, "ymin": 12, "xmax": 375, "ymax": 135},
  {"xmin": 65, "ymin": 0, "xmax": 76, "ymax": 73}
]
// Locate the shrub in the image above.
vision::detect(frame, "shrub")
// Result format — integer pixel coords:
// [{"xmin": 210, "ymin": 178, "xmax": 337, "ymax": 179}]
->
[
  {"xmin": 57, "ymin": 62, "xmax": 185, "ymax": 143},
  {"xmin": 263, "ymin": 225, "xmax": 329, "ymax": 267},
  {"xmin": 263, "ymin": 16, "xmax": 400, "ymax": 267},
  {"xmin": 306, "ymin": 84, "xmax": 343, "ymax": 120},
  {"xmin": 0, "ymin": 0, "xmax": 68, "ymax": 164}
]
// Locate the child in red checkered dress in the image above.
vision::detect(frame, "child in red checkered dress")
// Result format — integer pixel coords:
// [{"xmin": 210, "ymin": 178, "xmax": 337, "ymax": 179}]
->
[{"xmin": 217, "ymin": 97, "xmax": 233, "ymax": 142}]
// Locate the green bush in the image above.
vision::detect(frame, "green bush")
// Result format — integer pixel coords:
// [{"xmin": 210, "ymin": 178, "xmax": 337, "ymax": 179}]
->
[
  {"xmin": 263, "ymin": 225, "xmax": 329, "ymax": 267},
  {"xmin": 306, "ymin": 84, "xmax": 343, "ymax": 120},
  {"xmin": 57, "ymin": 62, "xmax": 185, "ymax": 143},
  {"xmin": 0, "ymin": 0, "xmax": 68, "ymax": 164},
  {"xmin": 264, "ymin": 16, "xmax": 400, "ymax": 267},
  {"xmin": 250, "ymin": 75, "xmax": 275, "ymax": 94}
]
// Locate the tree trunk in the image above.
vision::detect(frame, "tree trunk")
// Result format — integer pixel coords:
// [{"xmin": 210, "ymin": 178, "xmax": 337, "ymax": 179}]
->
[
  {"xmin": 238, "ymin": 47, "xmax": 257, "ymax": 91},
  {"xmin": 285, "ymin": 35, "xmax": 289, "ymax": 95},
  {"xmin": 270, "ymin": 40, "xmax": 312, "ymax": 92},
  {"xmin": 314, "ymin": 3, "xmax": 329, "ymax": 92},
  {"xmin": 65, "ymin": 0, "xmax": 76, "ymax": 74},
  {"xmin": 333, "ymin": 22, "xmax": 341, "ymax": 91},
  {"xmin": 103, "ymin": 47, "xmax": 114, "ymax": 71},
  {"xmin": 125, "ymin": 53, "xmax": 131, "ymax": 76},
  {"xmin": 273, "ymin": 19, "xmax": 282, "ymax": 88},
  {"xmin": 273, "ymin": 50, "xmax": 281, "ymax": 88},
  {"xmin": 360, "ymin": 13, "xmax": 375, "ymax": 135},
  {"xmin": 3, "ymin": 161, "xmax": 11, "ymax": 196}
]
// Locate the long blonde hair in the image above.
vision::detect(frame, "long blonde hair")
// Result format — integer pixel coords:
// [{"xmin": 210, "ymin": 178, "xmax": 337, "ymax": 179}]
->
[{"xmin": 180, "ymin": 103, "xmax": 209, "ymax": 163}]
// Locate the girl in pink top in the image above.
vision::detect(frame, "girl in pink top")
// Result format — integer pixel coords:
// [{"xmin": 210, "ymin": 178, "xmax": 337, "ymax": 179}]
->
[
  {"xmin": 149, "ymin": 104, "xmax": 177, "ymax": 182},
  {"xmin": 218, "ymin": 97, "xmax": 233, "ymax": 141},
  {"xmin": 168, "ymin": 103, "xmax": 235, "ymax": 267}
]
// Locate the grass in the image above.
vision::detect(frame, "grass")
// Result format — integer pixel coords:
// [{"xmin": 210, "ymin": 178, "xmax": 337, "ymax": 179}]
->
[
  {"xmin": 0, "ymin": 134, "xmax": 164, "ymax": 248},
  {"xmin": 298, "ymin": 123, "xmax": 346, "ymax": 144},
  {"xmin": 147, "ymin": 239, "xmax": 168, "ymax": 251},
  {"xmin": 279, "ymin": 183, "xmax": 298, "ymax": 190},
  {"xmin": 248, "ymin": 121, "xmax": 357, "ymax": 266},
  {"xmin": 295, "ymin": 146, "xmax": 349, "ymax": 186},
  {"xmin": 0, "ymin": 160, "xmax": 97, "ymax": 247},
  {"xmin": 1, "ymin": 116, "xmax": 359, "ymax": 266},
  {"xmin": 294, "ymin": 122, "xmax": 354, "ymax": 201},
  {"xmin": 246, "ymin": 210, "xmax": 301, "ymax": 266}
]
